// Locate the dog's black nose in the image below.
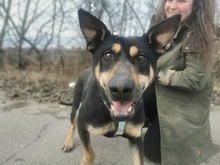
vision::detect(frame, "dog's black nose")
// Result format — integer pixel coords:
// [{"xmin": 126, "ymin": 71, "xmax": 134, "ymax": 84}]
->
[{"xmin": 109, "ymin": 77, "xmax": 135, "ymax": 99}]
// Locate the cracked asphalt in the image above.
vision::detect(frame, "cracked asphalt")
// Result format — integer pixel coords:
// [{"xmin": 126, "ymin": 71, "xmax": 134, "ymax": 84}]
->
[{"xmin": 0, "ymin": 90, "xmax": 219, "ymax": 165}]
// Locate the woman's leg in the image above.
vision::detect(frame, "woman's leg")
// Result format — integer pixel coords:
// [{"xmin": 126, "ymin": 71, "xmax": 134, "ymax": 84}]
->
[
  {"xmin": 143, "ymin": 82, "xmax": 161, "ymax": 162},
  {"xmin": 143, "ymin": 117, "xmax": 161, "ymax": 163}
]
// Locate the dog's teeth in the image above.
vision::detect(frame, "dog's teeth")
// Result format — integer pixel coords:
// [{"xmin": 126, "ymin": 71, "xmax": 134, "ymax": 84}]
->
[
  {"xmin": 111, "ymin": 105, "xmax": 114, "ymax": 111},
  {"xmin": 114, "ymin": 112, "xmax": 119, "ymax": 115},
  {"xmin": 128, "ymin": 106, "xmax": 132, "ymax": 113}
]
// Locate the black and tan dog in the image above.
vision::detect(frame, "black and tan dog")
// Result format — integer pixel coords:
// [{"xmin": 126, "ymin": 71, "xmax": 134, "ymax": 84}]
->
[{"xmin": 62, "ymin": 9, "xmax": 180, "ymax": 165}]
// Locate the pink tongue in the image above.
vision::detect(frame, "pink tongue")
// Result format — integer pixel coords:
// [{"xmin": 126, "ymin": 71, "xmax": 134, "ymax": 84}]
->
[{"xmin": 111, "ymin": 101, "xmax": 133, "ymax": 113}]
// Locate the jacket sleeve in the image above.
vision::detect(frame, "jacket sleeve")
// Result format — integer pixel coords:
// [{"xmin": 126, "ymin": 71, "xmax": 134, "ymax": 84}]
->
[
  {"xmin": 172, "ymin": 53, "xmax": 212, "ymax": 91},
  {"xmin": 157, "ymin": 52, "xmax": 213, "ymax": 92}
]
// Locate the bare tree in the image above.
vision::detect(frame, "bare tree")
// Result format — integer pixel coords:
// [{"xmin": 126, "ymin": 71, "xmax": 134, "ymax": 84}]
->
[
  {"xmin": 0, "ymin": 0, "xmax": 164, "ymax": 71},
  {"xmin": 0, "ymin": 0, "xmax": 12, "ymax": 69},
  {"xmin": 1, "ymin": 0, "xmax": 57, "ymax": 69},
  {"xmin": 21, "ymin": 0, "xmax": 66, "ymax": 70},
  {"xmin": 55, "ymin": 0, "xmax": 67, "ymax": 73},
  {"xmin": 17, "ymin": 0, "xmax": 32, "ymax": 69}
]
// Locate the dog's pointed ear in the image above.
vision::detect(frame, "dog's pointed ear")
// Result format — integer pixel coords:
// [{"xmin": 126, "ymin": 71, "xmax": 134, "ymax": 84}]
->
[
  {"xmin": 144, "ymin": 14, "xmax": 181, "ymax": 55},
  {"xmin": 78, "ymin": 9, "xmax": 111, "ymax": 53}
]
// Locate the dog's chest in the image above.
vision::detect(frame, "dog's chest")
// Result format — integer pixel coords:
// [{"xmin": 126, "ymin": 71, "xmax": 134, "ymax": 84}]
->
[
  {"xmin": 86, "ymin": 121, "xmax": 143, "ymax": 138},
  {"xmin": 87, "ymin": 122, "xmax": 117, "ymax": 135}
]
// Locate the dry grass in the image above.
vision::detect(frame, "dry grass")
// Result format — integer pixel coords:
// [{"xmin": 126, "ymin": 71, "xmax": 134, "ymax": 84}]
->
[
  {"xmin": 0, "ymin": 54, "xmax": 92, "ymax": 84},
  {"xmin": 0, "ymin": 64, "xmax": 84, "ymax": 103},
  {"xmin": 0, "ymin": 55, "xmax": 220, "ymax": 104},
  {"xmin": 0, "ymin": 65, "xmax": 71, "ymax": 84},
  {"xmin": 0, "ymin": 47, "xmax": 92, "ymax": 83}
]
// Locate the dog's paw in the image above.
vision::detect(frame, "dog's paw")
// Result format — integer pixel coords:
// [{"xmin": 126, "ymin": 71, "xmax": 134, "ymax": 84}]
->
[{"xmin": 62, "ymin": 143, "xmax": 74, "ymax": 152}]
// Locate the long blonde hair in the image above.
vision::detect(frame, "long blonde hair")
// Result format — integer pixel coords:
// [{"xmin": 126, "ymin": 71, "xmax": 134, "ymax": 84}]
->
[{"xmin": 155, "ymin": 0, "xmax": 218, "ymax": 70}]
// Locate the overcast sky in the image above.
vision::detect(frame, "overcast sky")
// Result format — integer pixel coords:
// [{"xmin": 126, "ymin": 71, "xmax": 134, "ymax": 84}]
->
[{"xmin": 1, "ymin": 0, "xmax": 219, "ymax": 49}]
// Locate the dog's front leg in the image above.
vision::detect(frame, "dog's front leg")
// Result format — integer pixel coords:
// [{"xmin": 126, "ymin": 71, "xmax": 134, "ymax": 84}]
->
[
  {"xmin": 62, "ymin": 123, "xmax": 76, "ymax": 152},
  {"xmin": 78, "ymin": 126, "xmax": 95, "ymax": 165},
  {"xmin": 129, "ymin": 137, "xmax": 144, "ymax": 165}
]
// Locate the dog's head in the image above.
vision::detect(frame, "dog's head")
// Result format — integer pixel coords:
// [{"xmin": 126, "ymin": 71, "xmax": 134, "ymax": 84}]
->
[{"xmin": 78, "ymin": 9, "xmax": 180, "ymax": 121}]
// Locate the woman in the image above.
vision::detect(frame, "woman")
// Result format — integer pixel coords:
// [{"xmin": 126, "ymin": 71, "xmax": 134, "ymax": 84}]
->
[{"xmin": 143, "ymin": 0, "xmax": 220, "ymax": 164}]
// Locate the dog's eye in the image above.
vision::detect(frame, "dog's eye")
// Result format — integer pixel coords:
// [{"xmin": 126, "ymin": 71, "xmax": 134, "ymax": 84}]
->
[
  {"xmin": 136, "ymin": 54, "xmax": 146, "ymax": 62},
  {"xmin": 104, "ymin": 51, "xmax": 114, "ymax": 60}
]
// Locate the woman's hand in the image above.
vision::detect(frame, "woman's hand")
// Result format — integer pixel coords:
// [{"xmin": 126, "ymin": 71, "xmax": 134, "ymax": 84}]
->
[{"xmin": 157, "ymin": 69, "xmax": 176, "ymax": 86}]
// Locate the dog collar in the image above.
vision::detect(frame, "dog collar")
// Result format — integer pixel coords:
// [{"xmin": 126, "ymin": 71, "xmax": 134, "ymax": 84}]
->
[{"xmin": 115, "ymin": 121, "xmax": 126, "ymax": 136}]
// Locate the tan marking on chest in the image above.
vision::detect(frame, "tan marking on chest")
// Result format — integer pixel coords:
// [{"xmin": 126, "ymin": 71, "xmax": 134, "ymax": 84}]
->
[
  {"xmin": 124, "ymin": 123, "xmax": 144, "ymax": 138},
  {"xmin": 129, "ymin": 46, "xmax": 138, "ymax": 57},
  {"xmin": 111, "ymin": 43, "xmax": 121, "ymax": 53},
  {"xmin": 87, "ymin": 122, "xmax": 116, "ymax": 135}
]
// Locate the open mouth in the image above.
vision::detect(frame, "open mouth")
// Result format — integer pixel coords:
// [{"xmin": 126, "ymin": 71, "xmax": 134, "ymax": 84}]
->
[{"xmin": 109, "ymin": 101, "xmax": 136, "ymax": 121}]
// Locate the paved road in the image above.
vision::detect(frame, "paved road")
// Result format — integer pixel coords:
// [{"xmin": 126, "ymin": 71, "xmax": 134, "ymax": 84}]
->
[{"xmin": 0, "ymin": 92, "xmax": 219, "ymax": 165}]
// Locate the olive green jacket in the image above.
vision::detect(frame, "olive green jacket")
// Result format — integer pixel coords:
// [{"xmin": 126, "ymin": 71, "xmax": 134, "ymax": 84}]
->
[{"xmin": 156, "ymin": 23, "xmax": 220, "ymax": 164}]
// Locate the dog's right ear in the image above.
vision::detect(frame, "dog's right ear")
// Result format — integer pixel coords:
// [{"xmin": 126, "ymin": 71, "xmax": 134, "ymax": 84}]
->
[{"xmin": 78, "ymin": 9, "xmax": 111, "ymax": 53}]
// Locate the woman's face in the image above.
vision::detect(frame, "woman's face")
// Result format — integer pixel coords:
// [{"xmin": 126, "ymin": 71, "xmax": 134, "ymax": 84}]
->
[{"xmin": 165, "ymin": 0, "xmax": 194, "ymax": 21}]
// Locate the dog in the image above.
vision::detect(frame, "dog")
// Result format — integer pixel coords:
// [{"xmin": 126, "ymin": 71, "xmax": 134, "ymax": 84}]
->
[{"xmin": 62, "ymin": 9, "xmax": 180, "ymax": 165}]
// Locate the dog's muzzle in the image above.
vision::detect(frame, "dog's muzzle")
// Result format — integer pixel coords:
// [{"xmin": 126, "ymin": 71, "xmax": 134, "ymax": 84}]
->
[{"xmin": 103, "ymin": 76, "xmax": 142, "ymax": 121}]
